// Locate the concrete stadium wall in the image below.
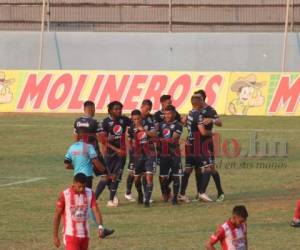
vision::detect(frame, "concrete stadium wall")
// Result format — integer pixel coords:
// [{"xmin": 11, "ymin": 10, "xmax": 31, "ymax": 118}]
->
[{"xmin": 0, "ymin": 32, "xmax": 300, "ymax": 71}]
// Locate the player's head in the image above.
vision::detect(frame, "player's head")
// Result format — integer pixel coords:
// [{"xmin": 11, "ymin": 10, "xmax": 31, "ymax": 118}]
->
[
  {"xmin": 73, "ymin": 173, "xmax": 87, "ymax": 193},
  {"xmin": 83, "ymin": 100, "xmax": 95, "ymax": 117},
  {"xmin": 164, "ymin": 105, "xmax": 176, "ymax": 123},
  {"xmin": 232, "ymin": 205, "xmax": 248, "ymax": 226},
  {"xmin": 160, "ymin": 95, "xmax": 172, "ymax": 109},
  {"xmin": 141, "ymin": 99, "xmax": 153, "ymax": 116},
  {"xmin": 195, "ymin": 89, "xmax": 206, "ymax": 101},
  {"xmin": 191, "ymin": 93, "xmax": 202, "ymax": 109},
  {"xmin": 131, "ymin": 109, "xmax": 142, "ymax": 126},
  {"xmin": 108, "ymin": 101, "xmax": 123, "ymax": 118}
]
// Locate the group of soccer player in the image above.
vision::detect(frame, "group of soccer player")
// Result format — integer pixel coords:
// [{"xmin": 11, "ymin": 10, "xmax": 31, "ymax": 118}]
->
[{"xmin": 53, "ymin": 90, "xmax": 251, "ymax": 250}]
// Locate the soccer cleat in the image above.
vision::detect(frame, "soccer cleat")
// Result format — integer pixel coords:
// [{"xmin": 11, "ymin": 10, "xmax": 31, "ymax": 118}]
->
[
  {"xmin": 124, "ymin": 193, "xmax": 136, "ymax": 202},
  {"xmin": 178, "ymin": 194, "xmax": 191, "ymax": 203},
  {"xmin": 113, "ymin": 196, "xmax": 119, "ymax": 206},
  {"xmin": 144, "ymin": 200, "xmax": 150, "ymax": 208},
  {"xmin": 143, "ymin": 198, "xmax": 154, "ymax": 204},
  {"xmin": 107, "ymin": 200, "xmax": 118, "ymax": 208},
  {"xmin": 172, "ymin": 199, "xmax": 178, "ymax": 206},
  {"xmin": 216, "ymin": 194, "xmax": 225, "ymax": 202},
  {"xmin": 102, "ymin": 228, "xmax": 115, "ymax": 238},
  {"xmin": 198, "ymin": 193, "xmax": 213, "ymax": 202},
  {"xmin": 290, "ymin": 220, "xmax": 300, "ymax": 228}
]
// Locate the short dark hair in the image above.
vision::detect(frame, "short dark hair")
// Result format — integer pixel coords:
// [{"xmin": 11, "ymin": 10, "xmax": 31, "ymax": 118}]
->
[
  {"xmin": 84, "ymin": 100, "xmax": 95, "ymax": 108},
  {"xmin": 142, "ymin": 99, "xmax": 153, "ymax": 108},
  {"xmin": 160, "ymin": 95, "xmax": 171, "ymax": 103},
  {"xmin": 131, "ymin": 109, "xmax": 141, "ymax": 116},
  {"xmin": 194, "ymin": 90, "xmax": 206, "ymax": 100},
  {"xmin": 232, "ymin": 205, "xmax": 248, "ymax": 219},
  {"xmin": 107, "ymin": 101, "xmax": 123, "ymax": 111},
  {"xmin": 164, "ymin": 104, "xmax": 176, "ymax": 112},
  {"xmin": 74, "ymin": 173, "xmax": 87, "ymax": 184}
]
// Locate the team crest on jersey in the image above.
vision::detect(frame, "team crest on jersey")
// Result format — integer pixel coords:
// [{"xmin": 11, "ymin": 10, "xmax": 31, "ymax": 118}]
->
[
  {"xmin": 170, "ymin": 124, "xmax": 175, "ymax": 129},
  {"xmin": 137, "ymin": 131, "xmax": 147, "ymax": 140},
  {"xmin": 113, "ymin": 125, "xmax": 123, "ymax": 135},
  {"xmin": 108, "ymin": 121, "xmax": 114, "ymax": 126},
  {"xmin": 144, "ymin": 125, "xmax": 148, "ymax": 130},
  {"xmin": 163, "ymin": 128, "xmax": 171, "ymax": 138}
]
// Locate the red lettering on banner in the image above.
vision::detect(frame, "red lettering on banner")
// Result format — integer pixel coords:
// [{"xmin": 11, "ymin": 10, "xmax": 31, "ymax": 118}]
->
[
  {"xmin": 68, "ymin": 74, "xmax": 88, "ymax": 109},
  {"xmin": 144, "ymin": 75, "xmax": 168, "ymax": 110},
  {"xmin": 17, "ymin": 74, "xmax": 51, "ymax": 109},
  {"xmin": 268, "ymin": 75, "xmax": 300, "ymax": 113},
  {"xmin": 47, "ymin": 73, "xmax": 73, "ymax": 110},
  {"xmin": 88, "ymin": 75, "xmax": 104, "ymax": 102},
  {"xmin": 205, "ymin": 74, "xmax": 223, "ymax": 106},
  {"xmin": 168, "ymin": 74, "xmax": 191, "ymax": 107},
  {"xmin": 123, "ymin": 75, "xmax": 148, "ymax": 110},
  {"xmin": 195, "ymin": 75, "xmax": 205, "ymax": 87},
  {"xmin": 96, "ymin": 74, "xmax": 129, "ymax": 110}
]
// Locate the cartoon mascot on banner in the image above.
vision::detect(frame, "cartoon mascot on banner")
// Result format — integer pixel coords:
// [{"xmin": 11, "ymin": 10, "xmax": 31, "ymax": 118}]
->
[
  {"xmin": 0, "ymin": 71, "xmax": 14, "ymax": 104},
  {"xmin": 228, "ymin": 74, "xmax": 265, "ymax": 115}
]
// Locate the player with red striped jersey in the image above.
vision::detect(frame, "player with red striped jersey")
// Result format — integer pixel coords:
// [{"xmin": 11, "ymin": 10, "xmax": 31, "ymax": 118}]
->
[
  {"xmin": 53, "ymin": 173, "xmax": 114, "ymax": 250},
  {"xmin": 206, "ymin": 205, "xmax": 248, "ymax": 250}
]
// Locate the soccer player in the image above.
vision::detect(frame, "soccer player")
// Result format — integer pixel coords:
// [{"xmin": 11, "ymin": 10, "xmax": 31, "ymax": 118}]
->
[
  {"xmin": 158, "ymin": 105, "xmax": 183, "ymax": 205},
  {"xmin": 178, "ymin": 93, "xmax": 203, "ymax": 203},
  {"xmin": 154, "ymin": 95, "xmax": 182, "ymax": 124},
  {"xmin": 73, "ymin": 101, "xmax": 106, "ymax": 186},
  {"xmin": 53, "ymin": 173, "xmax": 114, "ymax": 250},
  {"xmin": 196, "ymin": 90, "xmax": 224, "ymax": 202},
  {"xmin": 95, "ymin": 101, "xmax": 131, "ymax": 207},
  {"xmin": 125, "ymin": 99, "xmax": 155, "ymax": 202},
  {"xmin": 205, "ymin": 205, "xmax": 248, "ymax": 250},
  {"xmin": 291, "ymin": 199, "xmax": 300, "ymax": 227},
  {"xmin": 128, "ymin": 109, "xmax": 157, "ymax": 207},
  {"xmin": 64, "ymin": 127, "xmax": 105, "ymax": 189}
]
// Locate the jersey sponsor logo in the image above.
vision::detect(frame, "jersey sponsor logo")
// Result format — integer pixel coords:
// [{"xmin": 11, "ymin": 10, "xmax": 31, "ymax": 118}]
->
[
  {"xmin": 76, "ymin": 122, "xmax": 89, "ymax": 128},
  {"xmin": 162, "ymin": 128, "xmax": 171, "ymax": 138},
  {"xmin": 113, "ymin": 124, "xmax": 123, "ymax": 135},
  {"xmin": 137, "ymin": 131, "xmax": 147, "ymax": 141}
]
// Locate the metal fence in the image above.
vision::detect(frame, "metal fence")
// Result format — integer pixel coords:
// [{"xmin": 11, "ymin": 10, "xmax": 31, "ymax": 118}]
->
[{"xmin": 0, "ymin": 0, "xmax": 299, "ymax": 32}]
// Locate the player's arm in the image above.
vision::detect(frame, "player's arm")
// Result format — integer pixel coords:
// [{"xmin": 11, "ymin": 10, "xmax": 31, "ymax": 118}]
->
[
  {"xmin": 205, "ymin": 226, "xmax": 225, "ymax": 250},
  {"xmin": 198, "ymin": 124, "xmax": 212, "ymax": 136},
  {"xmin": 53, "ymin": 193, "xmax": 65, "ymax": 248},
  {"xmin": 92, "ymin": 158, "xmax": 105, "ymax": 172},
  {"xmin": 64, "ymin": 150, "xmax": 73, "ymax": 170}
]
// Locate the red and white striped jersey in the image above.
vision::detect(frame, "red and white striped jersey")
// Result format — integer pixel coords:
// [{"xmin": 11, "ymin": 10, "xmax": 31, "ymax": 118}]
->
[
  {"xmin": 209, "ymin": 219, "xmax": 247, "ymax": 250},
  {"xmin": 56, "ymin": 186, "xmax": 97, "ymax": 238}
]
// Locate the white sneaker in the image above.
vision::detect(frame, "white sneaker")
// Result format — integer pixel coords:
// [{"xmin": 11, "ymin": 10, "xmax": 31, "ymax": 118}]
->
[
  {"xmin": 124, "ymin": 193, "xmax": 136, "ymax": 202},
  {"xmin": 107, "ymin": 200, "xmax": 117, "ymax": 207},
  {"xmin": 143, "ymin": 198, "xmax": 154, "ymax": 204},
  {"xmin": 113, "ymin": 196, "xmax": 119, "ymax": 206},
  {"xmin": 198, "ymin": 193, "xmax": 213, "ymax": 202},
  {"xmin": 178, "ymin": 194, "xmax": 191, "ymax": 203}
]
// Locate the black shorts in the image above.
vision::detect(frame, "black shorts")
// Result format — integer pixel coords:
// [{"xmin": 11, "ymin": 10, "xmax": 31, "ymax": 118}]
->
[
  {"xmin": 93, "ymin": 154, "xmax": 107, "ymax": 176},
  {"xmin": 104, "ymin": 154, "xmax": 126, "ymax": 176},
  {"xmin": 185, "ymin": 141, "xmax": 215, "ymax": 168},
  {"xmin": 159, "ymin": 156, "xmax": 181, "ymax": 177},
  {"xmin": 134, "ymin": 155, "xmax": 155, "ymax": 176}
]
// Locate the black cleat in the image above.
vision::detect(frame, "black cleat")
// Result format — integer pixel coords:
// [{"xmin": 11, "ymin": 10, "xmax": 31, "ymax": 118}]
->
[
  {"xmin": 172, "ymin": 199, "xmax": 178, "ymax": 206},
  {"xmin": 290, "ymin": 221, "xmax": 300, "ymax": 228},
  {"xmin": 144, "ymin": 200, "xmax": 150, "ymax": 208},
  {"xmin": 102, "ymin": 228, "xmax": 115, "ymax": 238}
]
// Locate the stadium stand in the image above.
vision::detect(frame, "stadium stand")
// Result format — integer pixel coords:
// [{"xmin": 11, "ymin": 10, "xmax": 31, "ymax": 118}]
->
[{"xmin": 0, "ymin": 0, "xmax": 299, "ymax": 32}]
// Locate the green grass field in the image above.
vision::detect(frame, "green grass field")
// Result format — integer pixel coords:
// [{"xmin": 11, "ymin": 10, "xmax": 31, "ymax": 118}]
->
[{"xmin": 0, "ymin": 113, "xmax": 299, "ymax": 250}]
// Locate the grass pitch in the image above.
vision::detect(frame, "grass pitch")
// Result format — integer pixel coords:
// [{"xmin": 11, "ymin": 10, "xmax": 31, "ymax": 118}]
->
[{"xmin": 0, "ymin": 113, "xmax": 299, "ymax": 250}]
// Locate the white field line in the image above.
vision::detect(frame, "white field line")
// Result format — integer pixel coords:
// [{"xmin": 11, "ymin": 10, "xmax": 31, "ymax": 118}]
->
[
  {"xmin": 0, "ymin": 123, "xmax": 299, "ymax": 132},
  {"xmin": 0, "ymin": 177, "xmax": 47, "ymax": 187}
]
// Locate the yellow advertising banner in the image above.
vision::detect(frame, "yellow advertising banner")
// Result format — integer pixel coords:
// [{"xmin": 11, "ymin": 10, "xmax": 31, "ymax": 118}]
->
[{"xmin": 0, "ymin": 70, "xmax": 299, "ymax": 115}]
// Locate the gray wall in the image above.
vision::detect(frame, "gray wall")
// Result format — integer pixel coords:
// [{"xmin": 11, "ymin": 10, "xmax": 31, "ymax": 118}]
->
[{"xmin": 0, "ymin": 32, "xmax": 299, "ymax": 71}]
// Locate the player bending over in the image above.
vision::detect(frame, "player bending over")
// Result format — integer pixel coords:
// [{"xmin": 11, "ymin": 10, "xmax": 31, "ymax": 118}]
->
[
  {"xmin": 205, "ymin": 205, "xmax": 248, "ymax": 250},
  {"xmin": 53, "ymin": 173, "xmax": 114, "ymax": 250},
  {"xmin": 128, "ymin": 109, "xmax": 157, "ymax": 207},
  {"xmin": 291, "ymin": 199, "xmax": 300, "ymax": 227}
]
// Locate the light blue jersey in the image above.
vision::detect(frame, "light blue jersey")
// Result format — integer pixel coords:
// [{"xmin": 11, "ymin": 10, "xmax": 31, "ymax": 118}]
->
[{"xmin": 65, "ymin": 141, "xmax": 97, "ymax": 177}]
